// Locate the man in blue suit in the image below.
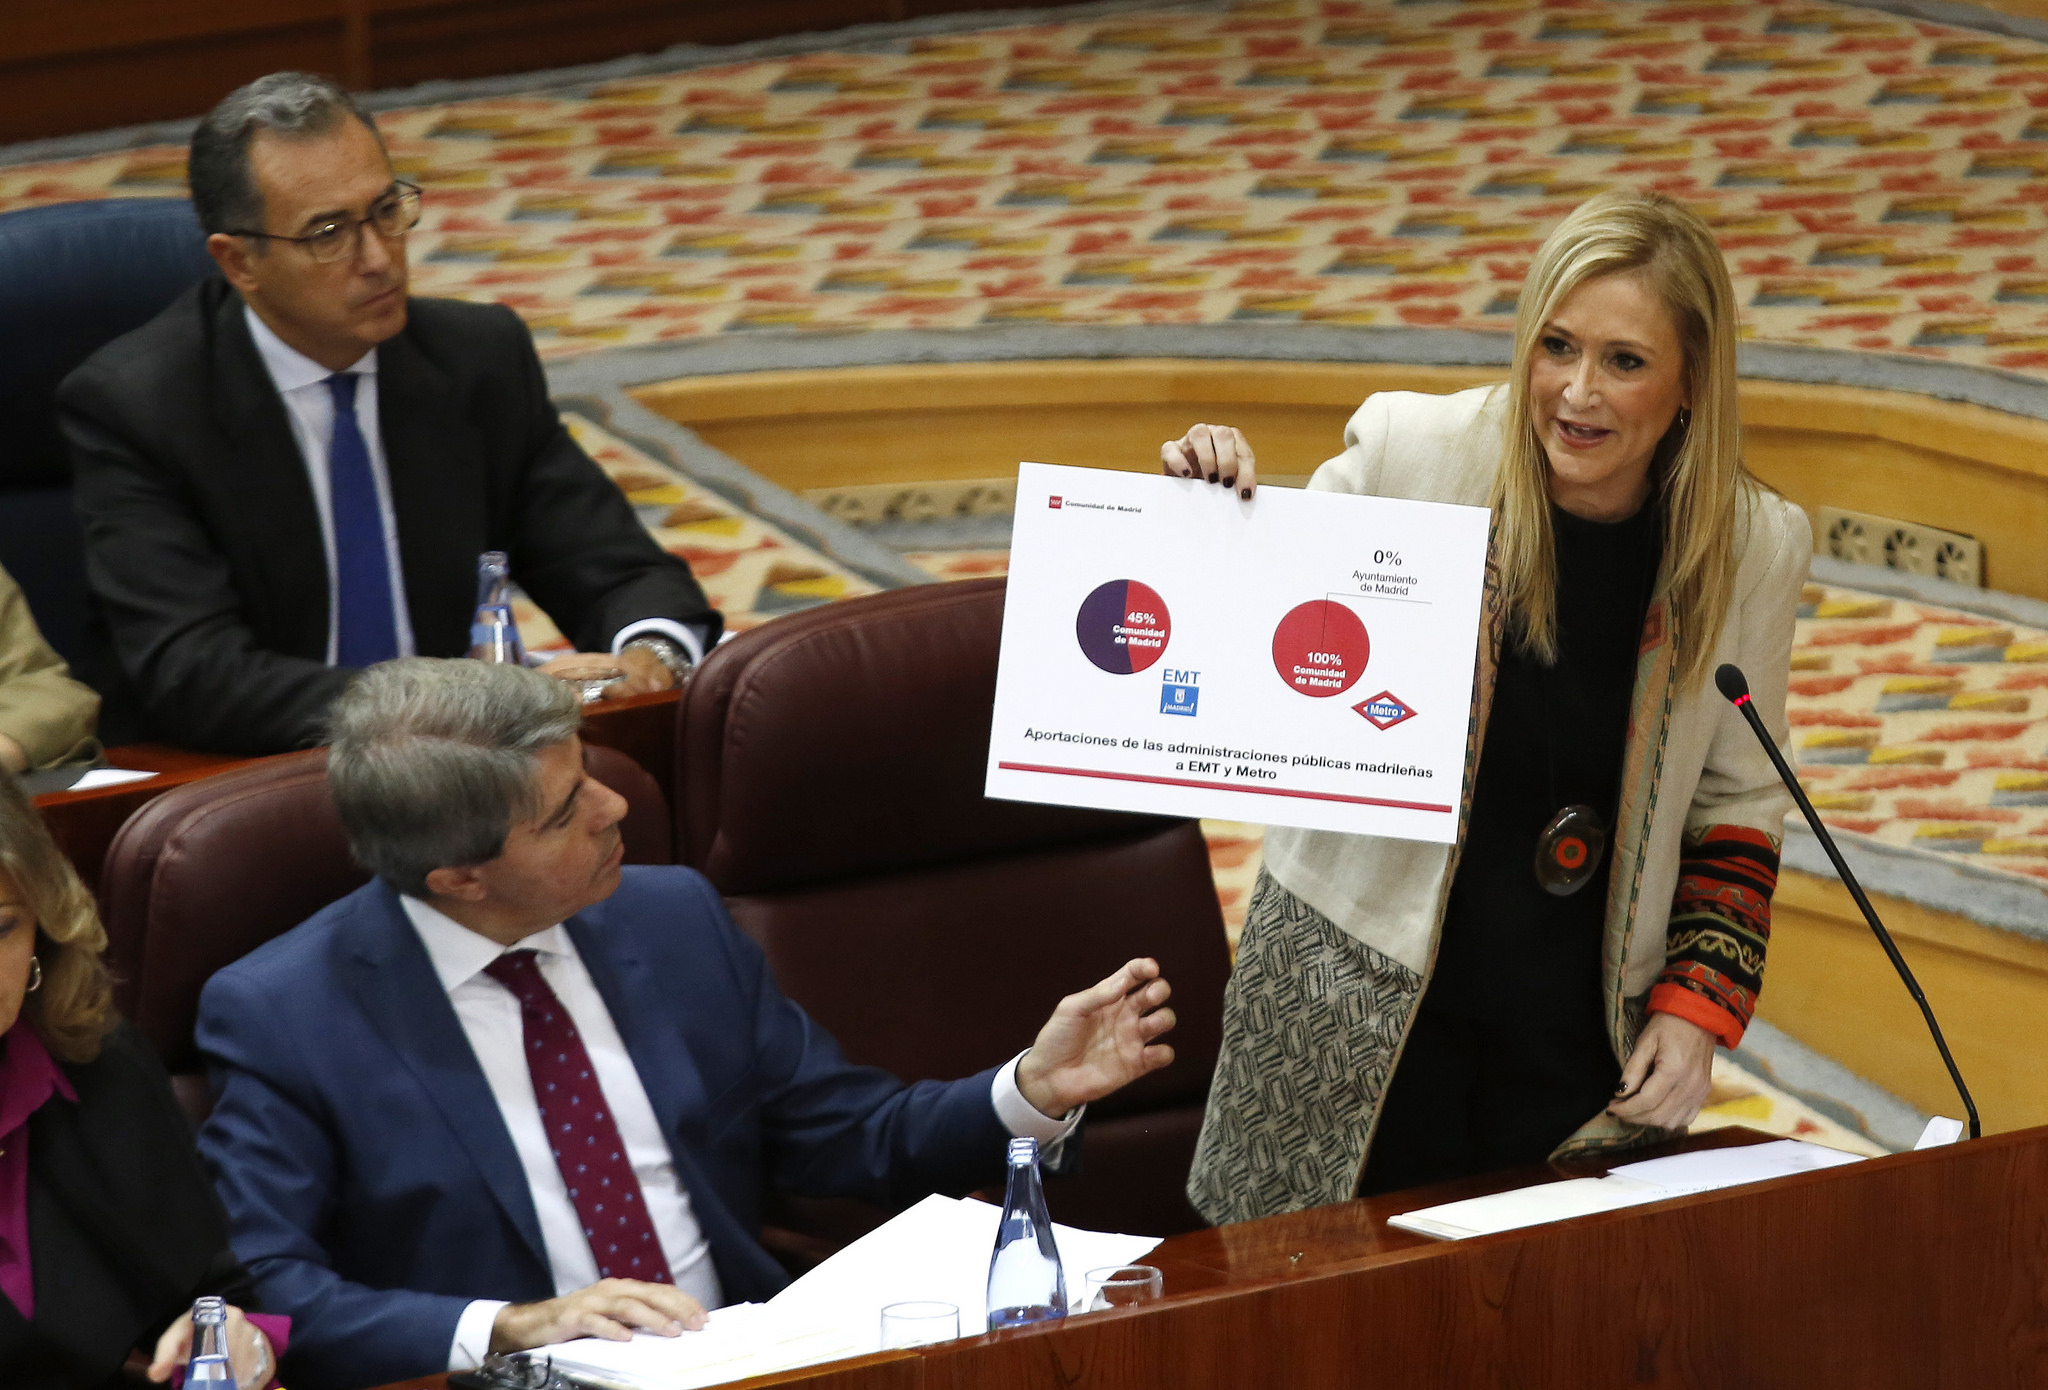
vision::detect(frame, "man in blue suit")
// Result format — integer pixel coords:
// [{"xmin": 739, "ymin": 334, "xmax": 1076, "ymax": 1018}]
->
[{"xmin": 195, "ymin": 659, "xmax": 1179, "ymax": 1390}]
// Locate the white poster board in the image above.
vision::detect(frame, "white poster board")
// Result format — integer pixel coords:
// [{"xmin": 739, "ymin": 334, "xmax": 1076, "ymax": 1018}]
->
[{"xmin": 985, "ymin": 462, "xmax": 1490, "ymax": 843}]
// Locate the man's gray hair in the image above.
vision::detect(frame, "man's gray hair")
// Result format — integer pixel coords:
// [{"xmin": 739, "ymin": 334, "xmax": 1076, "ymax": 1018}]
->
[
  {"xmin": 188, "ymin": 72, "xmax": 381, "ymax": 236},
  {"xmin": 327, "ymin": 659, "xmax": 582, "ymax": 898}
]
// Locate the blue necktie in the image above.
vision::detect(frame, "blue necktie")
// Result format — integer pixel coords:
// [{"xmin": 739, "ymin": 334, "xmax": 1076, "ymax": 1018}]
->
[{"xmin": 327, "ymin": 373, "xmax": 400, "ymax": 667}]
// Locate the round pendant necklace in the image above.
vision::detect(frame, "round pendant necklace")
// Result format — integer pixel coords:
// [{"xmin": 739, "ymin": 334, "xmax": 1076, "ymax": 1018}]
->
[
  {"xmin": 1529, "ymin": 514, "xmax": 1658, "ymax": 897},
  {"xmin": 1532, "ymin": 630, "xmax": 1609, "ymax": 897},
  {"xmin": 1540, "ymin": 489, "xmax": 1662, "ymax": 896},
  {"xmin": 1535, "ymin": 802, "xmax": 1607, "ymax": 896}
]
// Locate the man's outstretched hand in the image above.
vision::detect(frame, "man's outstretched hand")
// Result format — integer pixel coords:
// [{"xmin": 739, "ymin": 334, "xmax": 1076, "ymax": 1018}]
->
[{"xmin": 1015, "ymin": 958, "xmax": 1176, "ymax": 1119}]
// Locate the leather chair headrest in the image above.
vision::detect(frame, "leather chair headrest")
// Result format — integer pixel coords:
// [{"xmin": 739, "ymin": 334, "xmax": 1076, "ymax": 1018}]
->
[
  {"xmin": 678, "ymin": 579, "xmax": 1172, "ymax": 894},
  {"xmin": 101, "ymin": 751, "xmax": 354, "ymax": 1074}
]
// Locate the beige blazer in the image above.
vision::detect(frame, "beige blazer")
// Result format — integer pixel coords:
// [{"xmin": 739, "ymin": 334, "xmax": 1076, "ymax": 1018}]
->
[
  {"xmin": 1187, "ymin": 384, "xmax": 1808, "ymax": 1225},
  {"xmin": 0, "ymin": 563, "xmax": 98, "ymax": 769},
  {"xmin": 1268, "ymin": 383, "xmax": 1805, "ymax": 1003}
]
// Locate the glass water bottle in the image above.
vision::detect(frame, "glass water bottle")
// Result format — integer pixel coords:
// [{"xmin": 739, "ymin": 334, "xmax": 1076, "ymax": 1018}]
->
[
  {"xmin": 468, "ymin": 550, "xmax": 526, "ymax": 665},
  {"xmin": 986, "ymin": 1136, "xmax": 1067, "ymax": 1329},
  {"xmin": 186, "ymin": 1296, "xmax": 236, "ymax": 1386}
]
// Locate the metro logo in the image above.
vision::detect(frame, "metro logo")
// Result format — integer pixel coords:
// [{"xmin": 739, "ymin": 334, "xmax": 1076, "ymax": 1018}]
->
[{"xmin": 1353, "ymin": 691, "xmax": 1417, "ymax": 730}]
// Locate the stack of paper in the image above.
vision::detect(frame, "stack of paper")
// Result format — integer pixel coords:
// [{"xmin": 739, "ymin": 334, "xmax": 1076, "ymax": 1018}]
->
[
  {"xmin": 543, "ymin": 1194, "xmax": 1161, "ymax": 1388},
  {"xmin": 1387, "ymin": 1139, "xmax": 1865, "ymax": 1241},
  {"xmin": 538, "ymin": 1303, "xmax": 866, "ymax": 1390},
  {"xmin": 769, "ymin": 1192, "xmax": 1161, "ymax": 1336}
]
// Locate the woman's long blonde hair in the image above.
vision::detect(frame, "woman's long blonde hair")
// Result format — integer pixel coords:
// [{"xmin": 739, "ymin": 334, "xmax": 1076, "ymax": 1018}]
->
[
  {"xmin": 0, "ymin": 774, "xmax": 114, "ymax": 1063},
  {"xmin": 1495, "ymin": 189, "xmax": 1753, "ymax": 692}
]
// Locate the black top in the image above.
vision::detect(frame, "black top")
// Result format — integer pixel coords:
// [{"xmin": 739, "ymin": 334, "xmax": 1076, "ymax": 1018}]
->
[
  {"xmin": 58, "ymin": 275, "xmax": 722, "ymax": 753},
  {"xmin": 1426, "ymin": 500, "xmax": 1664, "ymax": 1032},
  {"xmin": 0, "ymin": 1022, "xmax": 254, "ymax": 1390}
]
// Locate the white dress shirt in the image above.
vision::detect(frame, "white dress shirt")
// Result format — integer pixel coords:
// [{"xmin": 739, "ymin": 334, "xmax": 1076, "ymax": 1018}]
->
[
  {"xmin": 243, "ymin": 307, "xmax": 709, "ymax": 669},
  {"xmin": 245, "ymin": 306, "xmax": 416, "ymax": 666},
  {"xmin": 398, "ymin": 896, "xmax": 1080, "ymax": 1371}
]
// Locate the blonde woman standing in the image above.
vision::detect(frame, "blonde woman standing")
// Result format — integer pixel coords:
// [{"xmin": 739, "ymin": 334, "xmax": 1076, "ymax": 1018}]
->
[{"xmin": 1168, "ymin": 191, "xmax": 1806, "ymax": 1224}]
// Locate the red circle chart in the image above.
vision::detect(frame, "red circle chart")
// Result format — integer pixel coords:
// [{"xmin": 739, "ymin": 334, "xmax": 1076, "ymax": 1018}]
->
[
  {"xmin": 1076, "ymin": 579, "xmax": 1172, "ymax": 674},
  {"xmin": 1271, "ymin": 600, "xmax": 1369, "ymax": 698}
]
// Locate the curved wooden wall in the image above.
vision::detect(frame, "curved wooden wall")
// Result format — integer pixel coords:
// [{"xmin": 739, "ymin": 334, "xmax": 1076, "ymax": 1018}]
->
[{"xmin": 634, "ymin": 359, "xmax": 2048, "ymax": 601}]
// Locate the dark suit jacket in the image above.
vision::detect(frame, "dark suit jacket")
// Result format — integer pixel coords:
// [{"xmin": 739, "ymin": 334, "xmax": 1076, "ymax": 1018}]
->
[
  {"xmin": 195, "ymin": 868, "xmax": 1011, "ymax": 1390},
  {"xmin": 0, "ymin": 1023, "xmax": 255, "ymax": 1390},
  {"xmin": 57, "ymin": 277, "xmax": 720, "ymax": 753}
]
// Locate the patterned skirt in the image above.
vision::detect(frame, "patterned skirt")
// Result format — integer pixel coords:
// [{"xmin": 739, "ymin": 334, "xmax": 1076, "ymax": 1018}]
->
[
  {"xmin": 1186, "ymin": 867, "xmax": 1423, "ymax": 1227},
  {"xmin": 1187, "ymin": 868, "xmax": 1668, "ymax": 1226}
]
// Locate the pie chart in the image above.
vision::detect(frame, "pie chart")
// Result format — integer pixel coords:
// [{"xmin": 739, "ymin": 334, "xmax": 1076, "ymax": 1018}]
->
[
  {"xmin": 1272, "ymin": 600, "xmax": 1368, "ymax": 698},
  {"xmin": 1077, "ymin": 580, "xmax": 1171, "ymax": 674}
]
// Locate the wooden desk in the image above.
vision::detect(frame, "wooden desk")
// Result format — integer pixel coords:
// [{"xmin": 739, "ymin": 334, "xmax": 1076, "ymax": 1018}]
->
[
  {"xmin": 35, "ymin": 689, "xmax": 682, "ymax": 892},
  {"xmin": 370, "ymin": 1124, "xmax": 2048, "ymax": 1389},
  {"xmin": 572, "ymin": 687, "xmax": 680, "ymax": 798}
]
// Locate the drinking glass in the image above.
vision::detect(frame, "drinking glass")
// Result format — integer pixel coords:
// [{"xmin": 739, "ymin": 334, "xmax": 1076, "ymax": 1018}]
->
[
  {"xmin": 1082, "ymin": 1265, "xmax": 1163, "ymax": 1312},
  {"xmin": 879, "ymin": 1301, "xmax": 960, "ymax": 1348}
]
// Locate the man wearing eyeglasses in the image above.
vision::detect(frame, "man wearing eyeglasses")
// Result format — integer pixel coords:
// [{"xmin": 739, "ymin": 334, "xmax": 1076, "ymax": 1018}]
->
[{"xmin": 57, "ymin": 72, "xmax": 720, "ymax": 754}]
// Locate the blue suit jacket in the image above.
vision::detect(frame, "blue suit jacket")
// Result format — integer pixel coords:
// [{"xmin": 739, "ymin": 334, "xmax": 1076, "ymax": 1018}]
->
[{"xmin": 195, "ymin": 867, "xmax": 1010, "ymax": 1390}]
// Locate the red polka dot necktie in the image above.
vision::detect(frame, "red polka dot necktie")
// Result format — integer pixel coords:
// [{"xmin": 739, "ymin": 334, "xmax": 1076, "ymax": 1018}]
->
[{"xmin": 482, "ymin": 949, "xmax": 673, "ymax": 1284}]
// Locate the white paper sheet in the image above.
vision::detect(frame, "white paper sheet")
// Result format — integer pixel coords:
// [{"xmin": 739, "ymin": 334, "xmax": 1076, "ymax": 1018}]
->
[
  {"xmin": 769, "ymin": 1193, "xmax": 1161, "ymax": 1338},
  {"xmin": 542, "ymin": 1195, "xmax": 1161, "ymax": 1385},
  {"xmin": 1915, "ymin": 1116, "xmax": 1966, "ymax": 1150},
  {"xmin": 545, "ymin": 1303, "xmax": 867, "ymax": 1390},
  {"xmin": 987, "ymin": 462, "xmax": 1491, "ymax": 843},
  {"xmin": 1386, "ymin": 1176, "xmax": 1669, "ymax": 1240},
  {"xmin": 1388, "ymin": 1139, "xmax": 1868, "ymax": 1241},
  {"xmin": 70, "ymin": 768, "xmax": 158, "ymax": 790},
  {"xmin": 1606, "ymin": 1137, "xmax": 1863, "ymax": 1195}
]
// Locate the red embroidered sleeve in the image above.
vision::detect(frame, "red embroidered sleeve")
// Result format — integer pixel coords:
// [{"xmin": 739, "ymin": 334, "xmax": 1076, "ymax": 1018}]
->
[{"xmin": 1650, "ymin": 825, "xmax": 1778, "ymax": 1050}]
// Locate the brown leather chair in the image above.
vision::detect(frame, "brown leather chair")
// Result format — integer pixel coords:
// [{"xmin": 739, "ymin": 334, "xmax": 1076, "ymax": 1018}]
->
[
  {"xmin": 678, "ymin": 578, "xmax": 1232, "ymax": 1237},
  {"xmin": 99, "ymin": 742, "xmax": 671, "ymax": 1120}
]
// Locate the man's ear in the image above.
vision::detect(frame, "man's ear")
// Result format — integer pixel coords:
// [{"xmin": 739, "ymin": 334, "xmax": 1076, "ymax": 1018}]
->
[
  {"xmin": 422, "ymin": 862, "xmax": 489, "ymax": 903},
  {"xmin": 206, "ymin": 232, "xmax": 260, "ymax": 295}
]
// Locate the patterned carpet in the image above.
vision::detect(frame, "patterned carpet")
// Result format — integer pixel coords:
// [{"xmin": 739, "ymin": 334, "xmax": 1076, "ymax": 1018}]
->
[
  {"xmin": 13, "ymin": 0, "xmax": 2048, "ymax": 373},
  {"xmin": 1792, "ymin": 577, "xmax": 2048, "ymax": 886},
  {"xmin": 542, "ymin": 415, "xmax": 880, "ymax": 644}
]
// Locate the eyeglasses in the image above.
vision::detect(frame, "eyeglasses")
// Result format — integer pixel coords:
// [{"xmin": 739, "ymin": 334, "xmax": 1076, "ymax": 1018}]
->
[{"xmin": 228, "ymin": 181, "xmax": 423, "ymax": 264}]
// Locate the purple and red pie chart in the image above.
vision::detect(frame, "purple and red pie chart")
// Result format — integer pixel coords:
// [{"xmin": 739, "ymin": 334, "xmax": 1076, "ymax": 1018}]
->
[{"xmin": 1077, "ymin": 580, "xmax": 1171, "ymax": 674}]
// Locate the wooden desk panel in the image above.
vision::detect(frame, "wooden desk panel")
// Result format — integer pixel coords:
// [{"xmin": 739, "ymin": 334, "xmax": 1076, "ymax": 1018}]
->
[
  {"xmin": 367, "ymin": 1126, "xmax": 2048, "ymax": 1390},
  {"xmin": 574, "ymin": 687, "xmax": 679, "ymax": 805},
  {"xmin": 920, "ymin": 1127, "xmax": 2048, "ymax": 1389}
]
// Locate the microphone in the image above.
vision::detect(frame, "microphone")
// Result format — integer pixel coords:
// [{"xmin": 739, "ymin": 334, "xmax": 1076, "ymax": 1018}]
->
[{"xmin": 1715, "ymin": 663, "xmax": 1980, "ymax": 1140}]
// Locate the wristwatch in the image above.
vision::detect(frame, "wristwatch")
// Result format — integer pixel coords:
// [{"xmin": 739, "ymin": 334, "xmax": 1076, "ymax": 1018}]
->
[{"xmin": 623, "ymin": 634, "xmax": 694, "ymax": 686}]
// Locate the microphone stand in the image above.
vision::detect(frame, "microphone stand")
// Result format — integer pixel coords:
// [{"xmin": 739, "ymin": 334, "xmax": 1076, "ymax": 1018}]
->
[{"xmin": 1718, "ymin": 665, "xmax": 1981, "ymax": 1141}]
